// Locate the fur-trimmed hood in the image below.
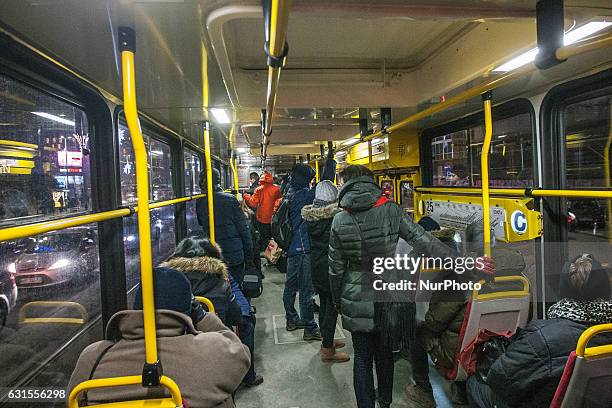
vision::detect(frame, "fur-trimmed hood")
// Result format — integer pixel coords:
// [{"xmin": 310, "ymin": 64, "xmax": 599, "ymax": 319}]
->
[
  {"xmin": 161, "ymin": 256, "xmax": 228, "ymax": 278},
  {"xmin": 301, "ymin": 203, "xmax": 342, "ymax": 221}
]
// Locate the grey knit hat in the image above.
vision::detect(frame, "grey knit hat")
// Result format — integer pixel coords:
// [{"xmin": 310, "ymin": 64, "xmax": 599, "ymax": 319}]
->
[{"xmin": 313, "ymin": 180, "xmax": 338, "ymax": 207}]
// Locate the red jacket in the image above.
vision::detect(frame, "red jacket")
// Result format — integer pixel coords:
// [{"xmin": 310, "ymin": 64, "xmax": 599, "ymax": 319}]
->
[{"xmin": 243, "ymin": 173, "xmax": 281, "ymax": 224}]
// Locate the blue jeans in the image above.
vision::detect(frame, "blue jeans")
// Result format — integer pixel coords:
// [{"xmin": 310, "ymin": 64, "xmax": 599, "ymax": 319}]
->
[
  {"xmin": 283, "ymin": 253, "xmax": 317, "ymax": 330},
  {"xmin": 239, "ymin": 314, "xmax": 257, "ymax": 381}
]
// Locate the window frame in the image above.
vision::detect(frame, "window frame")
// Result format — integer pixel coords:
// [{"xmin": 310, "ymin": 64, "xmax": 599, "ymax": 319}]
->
[{"xmin": 420, "ymin": 98, "xmax": 536, "ymax": 188}]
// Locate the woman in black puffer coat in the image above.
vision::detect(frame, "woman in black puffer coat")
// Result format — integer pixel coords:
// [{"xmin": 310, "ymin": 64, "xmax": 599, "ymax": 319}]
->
[
  {"xmin": 468, "ymin": 253, "xmax": 612, "ymax": 408},
  {"xmin": 161, "ymin": 236, "xmax": 242, "ymax": 327},
  {"xmin": 302, "ymin": 180, "xmax": 349, "ymax": 363}
]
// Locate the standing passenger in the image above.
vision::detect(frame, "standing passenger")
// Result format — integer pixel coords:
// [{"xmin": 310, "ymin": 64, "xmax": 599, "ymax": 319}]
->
[
  {"xmin": 197, "ymin": 168, "xmax": 253, "ymax": 285},
  {"xmin": 283, "ymin": 148, "xmax": 336, "ymax": 341},
  {"xmin": 329, "ymin": 165, "xmax": 461, "ymax": 408},
  {"xmin": 301, "ymin": 180, "xmax": 349, "ymax": 363},
  {"xmin": 243, "ymin": 172, "xmax": 282, "ymax": 252},
  {"xmin": 247, "ymin": 172, "xmax": 260, "ymax": 195}
]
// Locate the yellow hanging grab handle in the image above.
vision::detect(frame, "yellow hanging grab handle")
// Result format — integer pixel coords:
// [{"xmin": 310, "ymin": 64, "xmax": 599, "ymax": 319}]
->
[
  {"xmin": 196, "ymin": 296, "xmax": 216, "ymax": 314},
  {"xmin": 481, "ymin": 91, "xmax": 493, "ymax": 258},
  {"xmin": 67, "ymin": 375, "xmax": 182, "ymax": 408}
]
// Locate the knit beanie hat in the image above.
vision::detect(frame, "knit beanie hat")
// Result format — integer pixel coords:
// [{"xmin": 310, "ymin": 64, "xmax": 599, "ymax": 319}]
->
[
  {"xmin": 134, "ymin": 267, "xmax": 193, "ymax": 315},
  {"xmin": 314, "ymin": 180, "xmax": 338, "ymax": 207}
]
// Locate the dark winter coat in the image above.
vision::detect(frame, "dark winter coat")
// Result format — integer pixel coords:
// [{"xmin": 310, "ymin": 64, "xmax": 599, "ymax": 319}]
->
[
  {"xmin": 196, "ymin": 186, "xmax": 253, "ymax": 267},
  {"xmin": 286, "ymin": 159, "xmax": 336, "ymax": 256},
  {"xmin": 487, "ymin": 315, "xmax": 612, "ymax": 407},
  {"xmin": 301, "ymin": 203, "xmax": 342, "ymax": 293},
  {"xmin": 328, "ymin": 176, "xmax": 457, "ymax": 333},
  {"xmin": 160, "ymin": 256, "xmax": 242, "ymax": 327},
  {"xmin": 68, "ymin": 310, "xmax": 250, "ymax": 408}
]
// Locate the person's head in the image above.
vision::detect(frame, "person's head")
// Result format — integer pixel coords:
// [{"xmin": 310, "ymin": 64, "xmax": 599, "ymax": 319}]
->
[
  {"xmin": 249, "ymin": 172, "xmax": 259, "ymax": 183},
  {"xmin": 133, "ymin": 267, "xmax": 194, "ymax": 315},
  {"xmin": 560, "ymin": 253, "xmax": 611, "ymax": 301},
  {"xmin": 171, "ymin": 236, "xmax": 222, "ymax": 260},
  {"xmin": 290, "ymin": 163, "xmax": 316, "ymax": 188},
  {"xmin": 447, "ymin": 164, "xmax": 468, "ymax": 185},
  {"xmin": 313, "ymin": 180, "xmax": 339, "ymax": 207},
  {"xmin": 199, "ymin": 168, "xmax": 221, "ymax": 190},
  {"xmin": 338, "ymin": 165, "xmax": 374, "ymax": 184},
  {"xmin": 418, "ymin": 216, "xmax": 440, "ymax": 232}
]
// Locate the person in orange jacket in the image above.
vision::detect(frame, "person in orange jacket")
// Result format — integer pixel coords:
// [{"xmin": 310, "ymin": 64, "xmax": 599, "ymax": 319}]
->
[{"xmin": 243, "ymin": 172, "xmax": 282, "ymax": 252}]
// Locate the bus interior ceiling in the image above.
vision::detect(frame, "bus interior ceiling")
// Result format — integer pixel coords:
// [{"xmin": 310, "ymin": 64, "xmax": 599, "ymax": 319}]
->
[
  {"xmin": 0, "ymin": 0, "xmax": 610, "ymax": 163},
  {"xmin": 1, "ymin": 1, "xmax": 612, "ymax": 407}
]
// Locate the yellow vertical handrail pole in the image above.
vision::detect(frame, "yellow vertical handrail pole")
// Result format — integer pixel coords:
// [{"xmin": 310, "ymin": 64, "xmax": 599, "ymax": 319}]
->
[
  {"xmin": 202, "ymin": 42, "xmax": 215, "ymax": 245},
  {"xmin": 232, "ymin": 156, "xmax": 240, "ymax": 198},
  {"xmin": 481, "ymin": 91, "xmax": 493, "ymax": 258},
  {"xmin": 119, "ymin": 27, "xmax": 158, "ymax": 367},
  {"xmin": 315, "ymin": 159, "xmax": 320, "ymax": 182},
  {"xmin": 604, "ymin": 103, "xmax": 612, "ymax": 242}
]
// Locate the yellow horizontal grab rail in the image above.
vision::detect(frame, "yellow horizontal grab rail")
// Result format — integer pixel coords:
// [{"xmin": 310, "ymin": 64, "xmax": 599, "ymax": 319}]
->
[
  {"xmin": 472, "ymin": 275, "xmax": 530, "ymax": 301},
  {"xmin": 338, "ymin": 32, "xmax": 612, "ymax": 148},
  {"xmin": 67, "ymin": 375, "xmax": 182, "ymax": 408},
  {"xmin": 576, "ymin": 323, "xmax": 612, "ymax": 358},
  {"xmin": 18, "ymin": 301, "xmax": 87, "ymax": 325},
  {"xmin": 0, "ymin": 194, "xmax": 206, "ymax": 243},
  {"xmin": 195, "ymin": 296, "xmax": 216, "ymax": 314},
  {"xmin": 415, "ymin": 187, "xmax": 612, "ymax": 199}
]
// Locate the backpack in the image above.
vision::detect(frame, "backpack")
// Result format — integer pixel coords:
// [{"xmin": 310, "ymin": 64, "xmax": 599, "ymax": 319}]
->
[{"xmin": 271, "ymin": 194, "xmax": 293, "ymax": 251}]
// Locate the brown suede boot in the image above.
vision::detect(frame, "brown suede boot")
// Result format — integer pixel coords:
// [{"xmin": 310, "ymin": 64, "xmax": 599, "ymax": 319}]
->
[{"xmin": 320, "ymin": 346, "xmax": 350, "ymax": 363}]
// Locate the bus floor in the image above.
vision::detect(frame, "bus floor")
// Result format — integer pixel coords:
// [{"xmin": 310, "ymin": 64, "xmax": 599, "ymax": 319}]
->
[{"xmin": 235, "ymin": 262, "xmax": 466, "ymax": 408}]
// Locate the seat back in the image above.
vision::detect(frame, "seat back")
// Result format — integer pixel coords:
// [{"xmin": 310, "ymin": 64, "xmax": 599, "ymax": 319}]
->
[
  {"xmin": 552, "ymin": 323, "xmax": 612, "ymax": 408},
  {"xmin": 446, "ymin": 275, "xmax": 530, "ymax": 381}
]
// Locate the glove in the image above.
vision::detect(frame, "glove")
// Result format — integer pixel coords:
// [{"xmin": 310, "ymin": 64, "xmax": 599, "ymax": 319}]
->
[
  {"xmin": 477, "ymin": 256, "xmax": 496, "ymax": 277},
  {"xmin": 190, "ymin": 296, "xmax": 207, "ymax": 323}
]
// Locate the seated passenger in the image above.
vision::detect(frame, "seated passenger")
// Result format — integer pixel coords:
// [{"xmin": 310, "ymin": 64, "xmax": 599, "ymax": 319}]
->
[
  {"xmin": 408, "ymin": 220, "xmax": 513, "ymax": 407},
  {"xmin": 67, "ymin": 267, "xmax": 250, "ymax": 408},
  {"xmin": 161, "ymin": 236, "xmax": 242, "ymax": 327},
  {"xmin": 468, "ymin": 253, "xmax": 612, "ymax": 408}
]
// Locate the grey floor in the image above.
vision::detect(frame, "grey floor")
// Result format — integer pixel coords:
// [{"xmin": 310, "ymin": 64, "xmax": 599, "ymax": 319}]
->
[{"xmin": 234, "ymin": 262, "xmax": 464, "ymax": 408}]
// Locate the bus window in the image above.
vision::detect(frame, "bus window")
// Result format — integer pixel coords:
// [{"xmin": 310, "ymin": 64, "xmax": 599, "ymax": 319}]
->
[
  {"xmin": 431, "ymin": 109, "xmax": 533, "ymax": 187},
  {"xmin": 118, "ymin": 120, "xmax": 177, "ymax": 301},
  {"xmin": 399, "ymin": 180, "xmax": 414, "ymax": 212},
  {"xmin": 563, "ymin": 94, "xmax": 612, "ymax": 266},
  {"xmin": 380, "ymin": 179, "xmax": 395, "ymax": 201},
  {"xmin": 184, "ymin": 149, "xmax": 202, "ymax": 235},
  {"xmin": 0, "ymin": 74, "xmax": 91, "ymax": 226}
]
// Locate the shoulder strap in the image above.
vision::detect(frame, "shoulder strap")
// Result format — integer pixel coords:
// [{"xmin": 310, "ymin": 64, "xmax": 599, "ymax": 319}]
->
[{"xmin": 82, "ymin": 341, "xmax": 116, "ymax": 405}]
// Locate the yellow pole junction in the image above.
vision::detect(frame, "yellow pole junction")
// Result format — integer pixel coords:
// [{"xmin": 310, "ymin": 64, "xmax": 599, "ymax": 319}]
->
[
  {"xmin": 481, "ymin": 92, "xmax": 493, "ymax": 258},
  {"xmin": 202, "ymin": 42, "xmax": 216, "ymax": 245},
  {"xmin": 121, "ymin": 46, "xmax": 158, "ymax": 365}
]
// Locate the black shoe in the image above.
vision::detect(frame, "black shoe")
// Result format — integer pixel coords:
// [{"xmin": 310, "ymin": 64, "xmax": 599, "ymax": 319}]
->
[
  {"xmin": 312, "ymin": 299, "xmax": 320, "ymax": 313},
  {"xmin": 242, "ymin": 374, "xmax": 264, "ymax": 387},
  {"xmin": 303, "ymin": 327, "xmax": 322, "ymax": 341},
  {"xmin": 286, "ymin": 321, "xmax": 305, "ymax": 331}
]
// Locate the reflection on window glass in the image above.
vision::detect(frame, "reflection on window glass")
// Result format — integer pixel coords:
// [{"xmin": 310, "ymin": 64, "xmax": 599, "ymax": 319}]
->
[
  {"xmin": 563, "ymin": 94, "xmax": 612, "ymax": 252},
  {"xmin": 186, "ymin": 200, "xmax": 201, "ymax": 236},
  {"xmin": 124, "ymin": 206, "xmax": 176, "ymax": 302},
  {"xmin": 118, "ymin": 118, "xmax": 174, "ymax": 204},
  {"xmin": 0, "ymin": 225, "xmax": 100, "ymax": 388},
  {"xmin": 399, "ymin": 181, "xmax": 414, "ymax": 212},
  {"xmin": 432, "ymin": 112, "xmax": 533, "ymax": 187},
  {"xmin": 184, "ymin": 149, "xmax": 202, "ymax": 196},
  {"xmin": 0, "ymin": 74, "xmax": 91, "ymax": 226}
]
